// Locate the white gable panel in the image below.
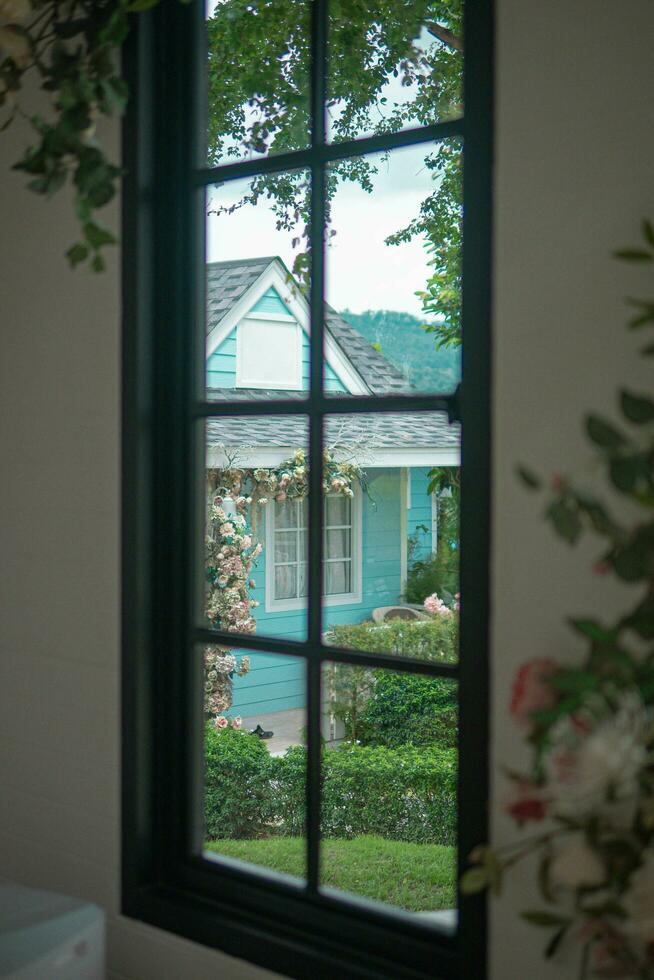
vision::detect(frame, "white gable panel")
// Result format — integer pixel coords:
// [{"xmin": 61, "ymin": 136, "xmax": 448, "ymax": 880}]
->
[{"xmin": 236, "ymin": 317, "xmax": 302, "ymax": 389}]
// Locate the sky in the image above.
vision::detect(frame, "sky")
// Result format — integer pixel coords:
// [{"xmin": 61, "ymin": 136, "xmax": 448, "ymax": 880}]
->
[{"xmin": 206, "ymin": 142, "xmax": 437, "ymax": 318}]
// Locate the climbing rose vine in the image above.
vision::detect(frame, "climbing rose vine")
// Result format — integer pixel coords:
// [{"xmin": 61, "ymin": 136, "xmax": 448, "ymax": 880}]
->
[
  {"xmin": 203, "ymin": 447, "xmax": 366, "ymax": 718},
  {"xmin": 204, "ymin": 492, "xmax": 261, "ymax": 719}
]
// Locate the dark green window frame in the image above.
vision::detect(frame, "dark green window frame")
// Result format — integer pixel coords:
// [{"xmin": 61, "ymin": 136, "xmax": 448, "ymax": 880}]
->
[{"xmin": 122, "ymin": 2, "xmax": 493, "ymax": 978}]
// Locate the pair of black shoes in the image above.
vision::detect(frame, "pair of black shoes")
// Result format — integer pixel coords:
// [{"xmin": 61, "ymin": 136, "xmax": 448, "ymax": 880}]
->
[{"xmin": 250, "ymin": 723, "xmax": 274, "ymax": 740}]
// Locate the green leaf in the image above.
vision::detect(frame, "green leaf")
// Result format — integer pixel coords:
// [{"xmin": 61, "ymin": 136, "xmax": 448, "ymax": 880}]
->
[
  {"xmin": 545, "ymin": 499, "xmax": 582, "ymax": 544},
  {"xmin": 66, "ymin": 242, "xmax": 88, "ymax": 268},
  {"xmin": 621, "ymin": 390, "xmax": 654, "ymax": 424},
  {"xmin": 622, "ymin": 597, "xmax": 654, "ymax": 639},
  {"xmin": 460, "ymin": 867, "xmax": 488, "ymax": 894},
  {"xmin": 614, "ymin": 248, "xmax": 652, "ymax": 262},
  {"xmin": 544, "ymin": 924, "xmax": 569, "ymax": 959},
  {"xmin": 569, "ymin": 618, "xmax": 618, "ymax": 644},
  {"xmin": 83, "ymin": 221, "xmax": 117, "ymax": 249},
  {"xmin": 586, "ymin": 415, "xmax": 626, "ymax": 449},
  {"xmin": 521, "ymin": 911, "xmax": 571, "ymax": 928},
  {"xmin": 516, "ymin": 465, "xmax": 541, "ymax": 490},
  {"xmin": 609, "ymin": 457, "xmax": 639, "ymax": 494},
  {"xmin": 548, "ymin": 669, "xmax": 599, "ymax": 694}
]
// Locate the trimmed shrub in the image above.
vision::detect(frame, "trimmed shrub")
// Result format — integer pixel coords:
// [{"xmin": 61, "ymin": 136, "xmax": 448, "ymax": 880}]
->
[
  {"xmin": 276, "ymin": 743, "xmax": 457, "ymax": 845},
  {"xmin": 204, "ymin": 733, "xmax": 457, "ymax": 846},
  {"xmin": 327, "ymin": 617, "xmax": 458, "ymax": 663},
  {"xmin": 358, "ymin": 671, "xmax": 458, "ymax": 749},
  {"xmin": 325, "ymin": 619, "xmax": 458, "ymax": 748},
  {"xmin": 204, "ymin": 725, "xmax": 274, "ymax": 839}
]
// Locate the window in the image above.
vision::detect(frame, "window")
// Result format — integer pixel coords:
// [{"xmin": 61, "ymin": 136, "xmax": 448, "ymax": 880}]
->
[
  {"xmin": 267, "ymin": 493, "xmax": 361, "ymax": 609},
  {"xmin": 122, "ymin": 2, "xmax": 493, "ymax": 978},
  {"xmin": 236, "ymin": 316, "xmax": 302, "ymax": 390}
]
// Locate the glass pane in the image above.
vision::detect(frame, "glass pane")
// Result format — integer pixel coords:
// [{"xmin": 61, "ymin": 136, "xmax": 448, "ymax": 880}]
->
[
  {"xmin": 202, "ymin": 645, "xmax": 307, "ymax": 880},
  {"xmin": 298, "ymin": 562, "xmax": 308, "ymax": 598},
  {"xmin": 275, "ymin": 565, "xmax": 297, "ymax": 601},
  {"xmin": 206, "ymin": 1, "xmax": 311, "ymax": 166},
  {"xmin": 320, "ymin": 662, "xmax": 457, "ymax": 926},
  {"xmin": 325, "ymin": 494, "xmax": 350, "ymax": 527},
  {"xmin": 327, "ymin": 0, "xmax": 463, "ymax": 144},
  {"xmin": 321, "ymin": 411, "xmax": 459, "ymax": 663},
  {"xmin": 205, "ymin": 171, "xmax": 310, "ymax": 402},
  {"xmin": 325, "ymin": 529, "xmax": 350, "ymax": 559},
  {"xmin": 274, "ymin": 531, "xmax": 297, "ymax": 563},
  {"xmin": 325, "ymin": 560, "xmax": 351, "ymax": 596},
  {"xmin": 202, "ymin": 415, "xmax": 309, "ymax": 641},
  {"xmin": 324, "ymin": 140, "xmax": 462, "ymax": 398},
  {"xmin": 276, "ymin": 499, "xmax": 298, "ymax": 529}
]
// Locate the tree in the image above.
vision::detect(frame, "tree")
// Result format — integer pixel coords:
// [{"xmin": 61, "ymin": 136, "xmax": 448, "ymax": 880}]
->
[{"xmin": 207, "ymin": 0, "xmax": 463, "ymax": 347}]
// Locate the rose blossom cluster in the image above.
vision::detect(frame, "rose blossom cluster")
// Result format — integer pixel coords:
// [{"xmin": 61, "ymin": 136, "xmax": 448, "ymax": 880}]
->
[
  {"xmin": 214, "ymin": 715, "xmax": 242, "ymax": 731},
  {"xmin": 499, "ymin": 655, "xmax": 654, "ymax": 964},
  {"xmin": 423, "ymin": 592, "xmax": 453, "ymax": 617}
]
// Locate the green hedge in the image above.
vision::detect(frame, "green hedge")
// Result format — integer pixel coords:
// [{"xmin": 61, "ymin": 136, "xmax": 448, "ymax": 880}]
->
[
  {"xmin": 358, "ymin": 671, "xmax": 458, "ymax": 749},
  {"xmin": 327, "ymin": 617, "xmax": 457, "ymax": 663},
  {"xmin": 204, "ymin": 726, "xmax": 457, "ymax": 846},
  {"xmin": 205, "ymin": 725, "xmax": 275, "ymax": 839},
  {"xmin": 324, "ymin": 619, "xmax": 458, "ymax": 748}
]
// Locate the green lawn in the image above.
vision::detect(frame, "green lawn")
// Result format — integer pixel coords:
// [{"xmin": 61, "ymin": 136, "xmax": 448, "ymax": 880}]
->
[{"xmin": 205, "ymin": 836, "xmax": 456, "ymax": 912}]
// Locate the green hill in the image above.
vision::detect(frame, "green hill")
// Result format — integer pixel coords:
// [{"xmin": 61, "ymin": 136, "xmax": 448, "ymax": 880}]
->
[{"xmin": 339, "ymin": 310, "xmax": 461, "ymax": 393}]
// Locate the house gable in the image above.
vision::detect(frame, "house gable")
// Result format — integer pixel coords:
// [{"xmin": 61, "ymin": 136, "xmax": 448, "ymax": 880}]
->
[{"xmin": 206, "ymin": 259, "xmax": 368, "ymax": 395}]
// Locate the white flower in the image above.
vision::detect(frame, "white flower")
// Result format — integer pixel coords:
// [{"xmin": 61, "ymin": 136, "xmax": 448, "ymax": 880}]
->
[
  {"xmin": 0, "ymin": 24, "xmax": 30, "ymax": 66},
  {"xmin": 548, "ymin": 692, "xmax": 651, "ymax": 817},
  {"xmin": 549, "ymin": 834, "xmax": 605, "ymax": 890},
  {"xmin": 0, "ymin": 0, "xmax": 31, "ymax": 25},
  {"xmin": 623, "ymin": 854, "xmax": 654, "ymax": 943}
]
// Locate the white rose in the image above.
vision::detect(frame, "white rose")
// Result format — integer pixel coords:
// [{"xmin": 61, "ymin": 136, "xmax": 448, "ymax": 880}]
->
[
  {"xmin": 549, "ymin": 834, "xmax": 605, "ymax": 890},
  {"xmin": 623, "ymin": 854, "xmax": 654, "ymax": 943},
  {"xmin": 548, "ymin": 692, "xmax": 650, "ymax": 818},
  {"xmin": 0, "ymin": 0, "xmax": 31, "ymax": 25},
  {"xmin": 0, "ymin": 24, "xmax": 30, "ymax": 67}
]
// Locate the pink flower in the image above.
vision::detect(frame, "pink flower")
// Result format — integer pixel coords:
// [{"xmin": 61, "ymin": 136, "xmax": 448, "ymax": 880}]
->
[
  {"xmin": 214, "ymin": 715, "xmax": 228, "ymax": 729},
  {"xmin": 231, "ymin": 716, "xmax": 242, "ymax": 729},
  {"xmin": 505, "ymin": 779, "xmax": 548, "ymax": 825},
  {"xmin": 423, "ymin": 593, "xmax": 452, "ymax": 617},
  {"xmin": 509, "ymin": 658, "xmax": 559, "ymax": 729}
]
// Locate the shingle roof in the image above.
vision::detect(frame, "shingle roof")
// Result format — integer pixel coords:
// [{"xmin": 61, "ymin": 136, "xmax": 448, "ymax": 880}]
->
[
  {"xmin": 206, "ymin": 257, "xmax": 275, "ymax": 329},
  {"xmin": 206, "ymin": 257, "xmax": 412, "ymax": 395},
  {"xmin": 206, "ymin": 406, "xmax": 459, "ymax": 452}
]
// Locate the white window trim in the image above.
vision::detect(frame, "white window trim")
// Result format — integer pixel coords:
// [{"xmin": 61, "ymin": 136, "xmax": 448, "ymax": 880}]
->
[
  {"xmin": 264, "ymin": 489, "xmax": 363, "ymax": 613},
  {"xmin": 235, "ymin": 316, "xmax": 303, "ymax": 390}
]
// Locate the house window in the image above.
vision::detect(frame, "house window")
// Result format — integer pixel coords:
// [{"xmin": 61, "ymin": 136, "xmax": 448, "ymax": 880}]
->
[
  {"xmin": 269, "ymin": 494, "xmax": 360, "ymax": 608},
  {"xmin": 122, "ymin": 1, "xmax": 492, "ymax": 978},
  {"xmin": 236, "ymin": 316, "xmax": 302, "ymax": 389}
]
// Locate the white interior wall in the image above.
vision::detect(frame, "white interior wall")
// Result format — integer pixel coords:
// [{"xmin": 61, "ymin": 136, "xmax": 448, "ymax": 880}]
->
[
  {"xmin": 0, "ymin": 2, "xmax": 652, "ymax": 978},
  {"xmin": 491, "ymin": 2, "xmax": 654, "ymax": 977}
]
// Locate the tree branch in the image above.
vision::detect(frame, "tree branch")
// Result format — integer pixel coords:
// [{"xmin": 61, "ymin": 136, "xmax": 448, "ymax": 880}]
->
[{"xmin": 425, "ymin": 22, "xmax": 463, "ymax": 53}]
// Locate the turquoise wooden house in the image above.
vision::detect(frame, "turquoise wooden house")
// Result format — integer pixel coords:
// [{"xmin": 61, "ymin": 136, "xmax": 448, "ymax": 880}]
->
[{"xmin": 206, "ymin": 257, "xmax": 460, "ymax": 721}]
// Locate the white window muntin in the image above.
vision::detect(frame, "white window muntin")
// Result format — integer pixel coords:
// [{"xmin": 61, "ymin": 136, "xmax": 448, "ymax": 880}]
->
[{"xmin": 265, "ymin": 491, "xmax": 362, "ymax": 612}]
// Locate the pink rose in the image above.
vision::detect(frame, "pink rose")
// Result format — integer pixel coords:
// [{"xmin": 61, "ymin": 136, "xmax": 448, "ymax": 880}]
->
[
  {"xmin": 214, "ymin": 715, "xmax": 228, "ymax": 729},
  {"xmin": 505, "ymin": 778, "xmax": 548, "ymax": 825},
  {"xmin": 231, "ymin": 716, "xmax": 242, "ymax": 729},
  {"xmin": 509, "ymin": 658, "xmax": 559, "ymax": 729}
]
